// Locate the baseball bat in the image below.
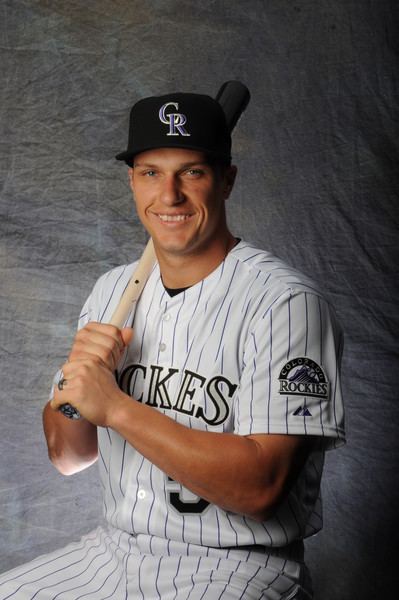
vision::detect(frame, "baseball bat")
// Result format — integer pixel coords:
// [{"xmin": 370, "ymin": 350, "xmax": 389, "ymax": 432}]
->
[
  {"xmin": 59, "ymin": 238, "xmax": 156, "ymax": 419},
  {"xmin": 59, "ymin": 80, "xmax": 250, "ymax": 419},
  {"xmin": 215, "ymin": 80, "xmax": 250, "ymax": 131}
]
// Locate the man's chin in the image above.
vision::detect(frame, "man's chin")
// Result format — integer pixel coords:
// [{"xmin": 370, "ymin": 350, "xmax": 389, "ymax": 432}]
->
[{"xmin": 153, "ymin": 236, "xmax": 204, "ymax": 259}]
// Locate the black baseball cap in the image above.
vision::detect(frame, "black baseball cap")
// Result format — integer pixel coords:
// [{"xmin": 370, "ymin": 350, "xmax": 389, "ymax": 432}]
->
[{"xmin": 115, "ymin": 93, "xmax": 232, "ymax": 167}]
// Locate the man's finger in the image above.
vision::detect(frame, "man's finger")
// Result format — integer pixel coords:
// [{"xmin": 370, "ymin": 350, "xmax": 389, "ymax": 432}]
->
[{"xmin": 121, "ymin": 327, "xmax": 134, "ymax": 347}]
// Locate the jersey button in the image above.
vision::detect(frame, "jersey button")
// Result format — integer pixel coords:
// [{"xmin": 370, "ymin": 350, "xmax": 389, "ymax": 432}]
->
[
  {"xmin": 163, "ymin": 313, "xmax": 171, "ymax": 322},
  {"xmin": 159, "ymin": 342, "xmax": 166, "ymax": 352},
  {"xmin": 137, "ymin": 489, "xmax": 146, "ymax": 500}
]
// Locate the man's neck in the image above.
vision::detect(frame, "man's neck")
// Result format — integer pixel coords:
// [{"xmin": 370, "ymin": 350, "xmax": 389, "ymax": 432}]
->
[{"xmin": 156, "ymin": 233, "xmax": 238, "ymax": 289}]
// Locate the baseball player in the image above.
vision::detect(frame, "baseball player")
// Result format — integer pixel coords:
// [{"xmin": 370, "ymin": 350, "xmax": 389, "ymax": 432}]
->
[{"xmin": 0, "ymin": 91, "xmax": 345, "ymax": 599}]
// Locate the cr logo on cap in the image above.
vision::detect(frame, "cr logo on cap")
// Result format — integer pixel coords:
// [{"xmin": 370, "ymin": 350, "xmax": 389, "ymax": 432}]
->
[{"xmin": 159, "ymin": 102, "xmax": 191, "ymax": 137}]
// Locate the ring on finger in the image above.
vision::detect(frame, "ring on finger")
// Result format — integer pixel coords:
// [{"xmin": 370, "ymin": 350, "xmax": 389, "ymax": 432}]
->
[{"xmin": 58, "ymin": 378, "xmax": 67, "ymax": 391}]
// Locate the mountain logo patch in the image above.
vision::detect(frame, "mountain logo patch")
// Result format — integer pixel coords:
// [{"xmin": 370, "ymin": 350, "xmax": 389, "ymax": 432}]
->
[{"xmin": 278, "ymin": 357, "xmax": 329, "ymax": 399}]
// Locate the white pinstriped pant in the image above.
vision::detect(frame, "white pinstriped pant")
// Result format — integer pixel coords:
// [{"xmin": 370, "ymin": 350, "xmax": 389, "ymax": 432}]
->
[{"xmin": 0, "ymin": 526, "xmax": 313, "ymax": 599}]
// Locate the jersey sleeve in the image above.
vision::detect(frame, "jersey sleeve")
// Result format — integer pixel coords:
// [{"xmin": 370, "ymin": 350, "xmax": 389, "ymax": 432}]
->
[{"xmin": 234, "ymin": 289, "xmax": 345, "ymax": 450}]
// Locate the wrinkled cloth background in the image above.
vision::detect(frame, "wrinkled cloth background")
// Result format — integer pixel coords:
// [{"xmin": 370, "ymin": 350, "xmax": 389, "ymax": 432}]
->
[{"xmin": 0, "ymin": 1, "xmax": 398, "ymax": 598}]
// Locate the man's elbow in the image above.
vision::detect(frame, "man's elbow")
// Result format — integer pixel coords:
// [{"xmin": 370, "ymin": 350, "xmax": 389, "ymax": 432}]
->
[
  {"xmin": 242, "ymin": 483, "xmax": 287, "ymax": 523},
  {"xmin": 47, "ymin": 446, "xmax": 98, "ymax": 476}
]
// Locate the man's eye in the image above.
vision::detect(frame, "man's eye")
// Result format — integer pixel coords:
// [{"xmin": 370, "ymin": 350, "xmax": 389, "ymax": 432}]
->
[
  {"xmin": 186, "ymin": 169, "xmax": 203, "ymax": 176},
  {"xmin": 144, "ymin": 170, "xmax": 156, "ymax": 177}
]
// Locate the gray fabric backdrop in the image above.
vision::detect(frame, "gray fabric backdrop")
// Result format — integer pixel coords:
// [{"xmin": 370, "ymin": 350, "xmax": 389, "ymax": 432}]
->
[{"xmin": 1, "ymin": 1, "xmax": 398, "ymax": 598}]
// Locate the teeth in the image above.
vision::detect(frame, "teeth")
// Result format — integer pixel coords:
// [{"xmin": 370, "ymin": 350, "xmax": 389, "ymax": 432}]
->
[{"xmin": 158, "ymin": 214, "xmax": 190, "ymax": 222}]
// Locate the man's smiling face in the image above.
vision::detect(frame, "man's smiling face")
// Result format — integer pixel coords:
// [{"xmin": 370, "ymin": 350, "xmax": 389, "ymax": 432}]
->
[{"xmin": 129, "ymin": 147, "xmax": 236, "ymax": 262}]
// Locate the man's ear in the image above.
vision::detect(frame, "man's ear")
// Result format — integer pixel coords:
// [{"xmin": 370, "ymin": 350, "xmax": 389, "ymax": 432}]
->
[
  {"xmin": 223, "ymin": 165, "xmax": 237, "ymax": 199},
  {"xmin": 128, "ymin": 167, "xmax": 134, "ymax": 192}
]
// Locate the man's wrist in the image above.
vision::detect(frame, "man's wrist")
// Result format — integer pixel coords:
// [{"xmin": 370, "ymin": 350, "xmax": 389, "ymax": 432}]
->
[{"xmin": 106, "ymin": 388, "xmax": 135, "ymax": 430}]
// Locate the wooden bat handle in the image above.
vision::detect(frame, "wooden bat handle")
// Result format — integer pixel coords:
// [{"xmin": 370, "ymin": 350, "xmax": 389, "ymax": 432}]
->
[
  {"xmin": 109, "ymin": 238, "xmax": 156, "ymax": 328},
  {"xmin": 59, "ymin": 238, "xmax": 157, "ymax": 419}
]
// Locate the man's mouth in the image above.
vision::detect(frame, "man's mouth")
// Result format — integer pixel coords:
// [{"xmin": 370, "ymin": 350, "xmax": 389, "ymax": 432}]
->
[{"xmin": 157, "ymin": 214, "xmax": 192, "ymax": 222}]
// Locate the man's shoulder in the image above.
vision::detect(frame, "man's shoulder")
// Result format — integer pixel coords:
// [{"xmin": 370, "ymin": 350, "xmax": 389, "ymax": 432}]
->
[
  {"xmin": 94, "ymin": 261, "xmax": 139, "ymax": 291},
  {"xmin": 229, "ymin": 240, "xmax": 323, "ymax": 298}
]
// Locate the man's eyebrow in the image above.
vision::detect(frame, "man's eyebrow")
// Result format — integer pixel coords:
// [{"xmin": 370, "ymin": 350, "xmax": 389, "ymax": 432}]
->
[
  {"xmin": 133, "ymin": 162, "xmax": 157, "ymax": 168},
  {"xmin": 180, "ymin": 161, "xmax": 209, "ymax": 168}
]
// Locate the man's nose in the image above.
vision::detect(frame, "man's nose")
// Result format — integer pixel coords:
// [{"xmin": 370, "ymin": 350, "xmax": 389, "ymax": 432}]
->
[{"xmin": 160, "ymin": 175, "xmax": 184, "ymax": 205}]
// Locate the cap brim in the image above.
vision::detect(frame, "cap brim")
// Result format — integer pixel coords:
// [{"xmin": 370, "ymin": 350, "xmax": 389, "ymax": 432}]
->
[
  {"xmin": 115, "ymin": 145, "xmax": 231, "ymax": 167},
  {"xmin": 115, "ymin": 151, "xmax": 132, "ymax": 161}
]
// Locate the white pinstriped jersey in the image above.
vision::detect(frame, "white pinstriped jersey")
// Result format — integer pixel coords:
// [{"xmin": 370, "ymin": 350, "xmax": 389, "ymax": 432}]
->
[
  {"xmin": 0, "ymin": 240, "xmax": 344, "ymax": 599},
  {"xmin": 76, "ymin": 240, "xmax": 345, "ymax": 550}
]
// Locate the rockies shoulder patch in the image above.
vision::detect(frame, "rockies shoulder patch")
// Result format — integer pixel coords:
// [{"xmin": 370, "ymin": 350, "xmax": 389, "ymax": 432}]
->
[{"xmin": 278, "ymin": 357, "xmax": 329, "ymax": 399}]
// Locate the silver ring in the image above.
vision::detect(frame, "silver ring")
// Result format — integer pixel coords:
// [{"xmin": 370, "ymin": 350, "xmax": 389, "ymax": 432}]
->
[{"xmin": 58, "ymin": 378, "xmax": 67, "ymax": 391}]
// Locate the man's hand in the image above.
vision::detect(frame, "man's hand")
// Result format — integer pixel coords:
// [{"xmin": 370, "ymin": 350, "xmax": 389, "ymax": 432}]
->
[
  {"xmin": 50, "ymin": 322, "xmax": 133, "ymax": 426},
  {"xmin": 68, "ymin": 322, "xmax": 133, "ymax": 372},
  {"xmin": 51, "ymin": 358, "xmax": 129, "ymax": 427}
]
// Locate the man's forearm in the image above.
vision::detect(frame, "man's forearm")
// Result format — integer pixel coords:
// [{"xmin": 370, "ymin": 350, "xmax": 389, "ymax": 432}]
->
[
  {"xmin": 107, "ymin": 393, "xmax": 310, "ymax": 522},
  {"xmin": 43, "ymin": 401, "xmax": 98, "ymax": 475}
]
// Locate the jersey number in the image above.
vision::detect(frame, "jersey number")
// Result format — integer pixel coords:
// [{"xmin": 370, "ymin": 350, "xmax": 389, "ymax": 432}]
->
[{"xmin": 166, "ymin": 476, "xmax": 210, "ymax": 515}]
